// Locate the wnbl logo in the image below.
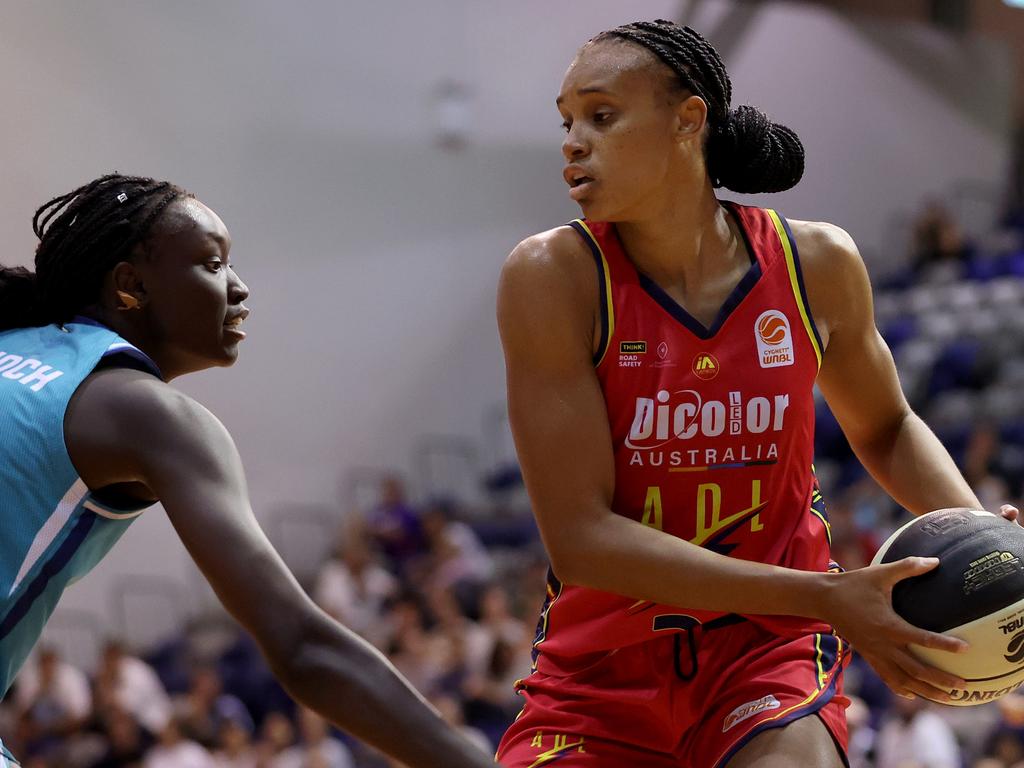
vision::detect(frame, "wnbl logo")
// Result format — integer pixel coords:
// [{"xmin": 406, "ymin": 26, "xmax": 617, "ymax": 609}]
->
[{"xmin": 754, "ymin": 310, "xmax": 794, "ymax": 369}]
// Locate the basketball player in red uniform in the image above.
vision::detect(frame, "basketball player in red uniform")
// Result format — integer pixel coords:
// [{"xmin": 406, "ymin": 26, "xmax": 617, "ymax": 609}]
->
[{"xmin": 496, "ymin": 20, "xmax": 1019, "ymax": 768}]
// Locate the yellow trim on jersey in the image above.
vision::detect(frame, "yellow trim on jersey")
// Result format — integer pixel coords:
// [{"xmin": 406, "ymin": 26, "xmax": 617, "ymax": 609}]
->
[
  {"xmin": 766, "ymin": 209, "xmax": 823, "ymax": 369},
  {"xmin": 573, "ymin": 219, "xmax": 616, "ymax": 367},
  {"xmin": 814, "ymin": 633, "xmax": 826, "ymax": 687},
  {"xmin": 530, "ymin": 579, "xmax": 564, "ymax": 672},
  {"xmin": 725, "ymin": 633, "xmax": 841, "ymax": 748},
  {"xmin": 810, "ymin": 506, "xmax": 833, "ymax": 546}
]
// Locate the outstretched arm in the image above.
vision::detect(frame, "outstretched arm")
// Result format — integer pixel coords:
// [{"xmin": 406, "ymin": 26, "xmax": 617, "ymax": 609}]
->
[{"xmin": 65, "ymin": 369, "xmax": 496, "ymax": 768}]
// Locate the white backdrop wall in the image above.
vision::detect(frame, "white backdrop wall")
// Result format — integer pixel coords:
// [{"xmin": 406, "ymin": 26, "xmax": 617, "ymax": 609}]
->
[{"xmin": 0, "ymin": 0, "xmax": 1012, "ymax": 653}]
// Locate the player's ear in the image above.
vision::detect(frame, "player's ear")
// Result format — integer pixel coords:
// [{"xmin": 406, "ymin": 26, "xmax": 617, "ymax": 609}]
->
[
  {"xmin": 109, "ymin": 262, "xmax": 148, "ymax": 310},
  {"xmin": 674, "ymin": 95, "xmax": 708, "ymax": 145}
]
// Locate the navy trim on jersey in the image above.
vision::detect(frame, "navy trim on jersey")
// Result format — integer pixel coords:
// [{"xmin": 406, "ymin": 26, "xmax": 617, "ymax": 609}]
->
[
  {"xmin": 0, "ymin": 514, "xmax": 96, "ymax": 640},
  {"xmin": 637, "ymin": 263, "xmax": 762, "ymax": 340},
  {"xmin": 568, "ymin": 221, "xmax": 610, "ymax": 365},
  {"xmin": 777, "ymin": 217, "xmax": 825, "ymax": 357},
  {"xmin": 634, "ymin": 202, "xmax": 763, "ymax": 340},
  {"xmin": 722, "ymin": 200, "xmax": 760, "ymax": 269},
  {"xmin": 70, "ymin": 317, "xmax": 163, "ymax": 379},
  {"xmin": 713, "ymin": 670, "xmax": 847, "ymax": 768}
]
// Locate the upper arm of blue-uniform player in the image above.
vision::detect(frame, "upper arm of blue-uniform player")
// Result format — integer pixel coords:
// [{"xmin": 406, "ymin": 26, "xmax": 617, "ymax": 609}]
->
[
  {"xmin": 62, "ymin": 367, "xmax": 498, "ymax": 768},
  {"xmin": 790, "ymin": 219, "xmax": 981, "ymax": 515}
]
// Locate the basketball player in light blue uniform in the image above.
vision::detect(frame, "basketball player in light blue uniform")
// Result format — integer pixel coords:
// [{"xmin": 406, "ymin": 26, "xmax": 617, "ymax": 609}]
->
[
  {"xmin": 0, "ymin": 320, "xmax": 161, "ymax": 750},
  {"xmin": 0, "ymin": 174, "xmax": 497, "ymax": 768}
]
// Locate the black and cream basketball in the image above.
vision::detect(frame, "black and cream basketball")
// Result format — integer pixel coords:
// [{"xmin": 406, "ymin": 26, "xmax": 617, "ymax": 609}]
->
[{"xmin": 871, "ymin": 508, "xmax": 1024, "ymax": 706}]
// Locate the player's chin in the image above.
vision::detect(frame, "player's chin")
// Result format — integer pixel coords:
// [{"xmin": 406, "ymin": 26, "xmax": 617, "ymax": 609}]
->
[
  {"xmin": 213, "ymin": 335, "xmax": 245, "ymax": 365},
  {"xmin": 575, "ymin": 196, "xmax": 609, "ymax": 220},
  {"xmin": 219, "ymin": 344, "xmax": 242, "ymax": 366}
]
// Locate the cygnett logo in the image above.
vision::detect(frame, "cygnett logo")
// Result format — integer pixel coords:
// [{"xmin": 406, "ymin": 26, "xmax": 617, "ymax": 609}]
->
[{"xmin": 754, "ymin": 310, "xmax": 794, "ymax": 369}]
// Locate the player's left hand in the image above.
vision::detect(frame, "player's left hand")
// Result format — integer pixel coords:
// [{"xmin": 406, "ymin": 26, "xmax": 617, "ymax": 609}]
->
[{"xmin": 1001, "ymin": 504, "xmax": 1021, "ymax": 524}]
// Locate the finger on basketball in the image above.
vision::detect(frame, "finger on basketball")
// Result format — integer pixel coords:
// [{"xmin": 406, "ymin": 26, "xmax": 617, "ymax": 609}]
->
[
  {"xmin": 884, "ymin": 556, "xmax": 940, "ymax": 584},
  {"xmin": 902, "ymin": 677, "xmax": 956, "ymax": 703},
  {"xmin": 893, "ymin": 647, "xmax": 966, "ymax": 691},
  {"xmin": 909, "ymin": 626, "xmax": 969, "ymax": 654}
]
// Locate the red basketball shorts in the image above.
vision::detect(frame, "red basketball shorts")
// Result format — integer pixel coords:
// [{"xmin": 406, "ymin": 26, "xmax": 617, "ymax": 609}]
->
[{"xmin": 497, "ymin": 617, "xmax": 850, "ymax": 767}]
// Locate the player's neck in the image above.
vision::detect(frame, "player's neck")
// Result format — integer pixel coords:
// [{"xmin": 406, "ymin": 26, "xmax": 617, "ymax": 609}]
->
[{"xmin": 615, "ymin": 183, "xmax": 741, "ymax": 293}]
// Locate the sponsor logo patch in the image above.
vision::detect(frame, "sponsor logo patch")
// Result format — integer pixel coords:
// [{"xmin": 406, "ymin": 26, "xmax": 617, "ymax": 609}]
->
[
  {"xmin": 962, "ymin": 551, "xmax": 1022, "ymax": 595},
  {"xmin": 692, "ymin": 353, "xmax": 720, "ymax": 380},
  {"xmin": 723, "ymin": 695, "xmax": 781, "ymax": 732},
  {"xmin": 754, "ymin": 310, "xmax": 794, "ymax": 368},
  {"xmin": 620, "ymin": 341, "xmax": 646, "ymax": 354}
]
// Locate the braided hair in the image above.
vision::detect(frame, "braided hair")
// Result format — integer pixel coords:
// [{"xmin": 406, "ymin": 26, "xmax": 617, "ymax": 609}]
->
[
  {"xmin": 0, "ymin": 174, "xmax": 191, "ymax": 331},
  {"xmin": 592, "ymin": 19, "xmax": 804, "ymax": 194}
]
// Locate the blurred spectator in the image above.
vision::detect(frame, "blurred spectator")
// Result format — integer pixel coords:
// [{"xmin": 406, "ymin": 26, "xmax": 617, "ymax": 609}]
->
[
  {"xmin": 252, "ymin": 711, "xmax": 295, "ymax": 766},
  {"xmin": 912, "ymin": 200, "xmax": 972, "ymax": 272},
  {"xmin": 385, "ymin": 597, "xmax": 446, "ymax": 694},
  {"xmin": 875, "ymin": 695, "xmax": 961, "ymax": 768},
  {"xmin": 362, "ymin": 476, "xmax": 425, "ymax": 572},
  {"xmin": 966, "ymin": 423, "xmax": 1022, "ymax": 506},
  {"xmin": 144, "ymin": 717, "xmax": 215, "ymax": 768},
  {"xmin": 478, "ymin": 584, "xmax": 529, "ymax": 652},
  {"xmin": 172, "ymin": 665, "xmax": 253, "ymax": 750},
  {"xmin": 417, "ymin": 502, "xmax": 494, "ymax": 593},
  {"xmin": 313, "ymin": 531, "xmax": 398, "ymax": 643},
  {"xmin": 269, "ymin": 707, "xmax": 354, "ymax": 768},
  {"xmin": 13, "ymin": 645, "xmax": 91, "ymax": 757},
  {"xmin": 431, "ymin": 694, "xmax": 492, "ymax": 753},
  {"xmin": 974, "ymin": 693, "xmax": 1024, "ymax": 767},
  {"xmin": 426, "ymin": 588, "xmax": 490, "ymax": 680},
  {"xmin": 88, "ymin": 705, "xmax": 150, "ymax": 768},
  {"xmin": 94, "ymin": 641, "xmax": 172, "ymax": 736},
  {"xmin": 845, "ymin": 696, "xmax": 876, "ymax": 768},
  {"xmin": 462, "ymin": 638, "xmax": 524, "ymax": 744},
  {"xmin": 212, "ymin": 715, "xmax": 257, "ymax": 768}
]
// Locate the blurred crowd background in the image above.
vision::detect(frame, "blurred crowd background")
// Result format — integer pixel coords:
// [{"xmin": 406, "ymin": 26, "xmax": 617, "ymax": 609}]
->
[{"xmin": 3, "ymin": 0, "xmax": 1024, "ymax": 767}]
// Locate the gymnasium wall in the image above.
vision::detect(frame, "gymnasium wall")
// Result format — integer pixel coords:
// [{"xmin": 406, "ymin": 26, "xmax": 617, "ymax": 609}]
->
[{"xmin": 0, "ymin": 0, "xmax": 1013, "ymax": 652}]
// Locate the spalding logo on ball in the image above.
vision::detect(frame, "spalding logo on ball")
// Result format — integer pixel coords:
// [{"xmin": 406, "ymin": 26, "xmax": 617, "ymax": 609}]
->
[{"xmin": 872, "ymin": 508, "xmax": 1024, "ymax": 706}]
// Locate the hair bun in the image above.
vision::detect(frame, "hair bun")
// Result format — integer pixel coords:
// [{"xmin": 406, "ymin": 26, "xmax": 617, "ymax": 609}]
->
[{"xmin": 707, "ymin": 105, "xmax": 804, "ymax": 194}]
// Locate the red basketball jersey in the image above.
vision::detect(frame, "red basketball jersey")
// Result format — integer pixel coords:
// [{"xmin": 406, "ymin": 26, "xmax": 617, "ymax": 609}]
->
[{"xmin": 531, "ymin": 202, "xmax": 834, "ymax": 676}]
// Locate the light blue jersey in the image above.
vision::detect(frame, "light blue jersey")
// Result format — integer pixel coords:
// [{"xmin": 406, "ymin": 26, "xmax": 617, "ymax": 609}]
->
[{"xmin": 0, "ymin": 319, "xmax": 161, "ymax": 712}]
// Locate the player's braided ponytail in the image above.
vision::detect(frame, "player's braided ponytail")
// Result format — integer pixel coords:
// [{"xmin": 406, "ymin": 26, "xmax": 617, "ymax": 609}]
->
[
  {"xmin": 0, "ymin": 174, "xmax": 190, "ymax": 331},
  {"xmin": 594, "ymin": 19, "xmax": 804, "ymax": 194}
]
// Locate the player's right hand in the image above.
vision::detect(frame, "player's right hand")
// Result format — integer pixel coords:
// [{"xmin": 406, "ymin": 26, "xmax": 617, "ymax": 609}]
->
[{"xmin": 821, "ymin": 556, "xmax": 969, "ymax": 702}]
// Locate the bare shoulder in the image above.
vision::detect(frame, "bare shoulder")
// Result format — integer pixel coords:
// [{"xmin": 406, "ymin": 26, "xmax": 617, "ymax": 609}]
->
[
  {"xmin": 787, "ymin": 219, "xmax": 861, "ymax": 271},
  {"xmin": 501, "ymin": 225, "xmax": 595, "ymax": 291},
  {"xmin": 498, "ymin": 225, "xmax": 598, "ymax": 343},
  {"xmin": 785, "ymin": 219, "xmax": 871, "ymax": 338},
  {"xmin": 73, "ymin": 367, "xmax": 217, "ymax": 435},
  {"xmin": 67, "ymin": 367, "xmax": 230, "ymax": 483}
]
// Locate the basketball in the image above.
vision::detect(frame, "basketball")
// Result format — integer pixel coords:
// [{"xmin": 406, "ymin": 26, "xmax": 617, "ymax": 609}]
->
[{"xmin": 872, "ymin": 508, "xmax": 1024, "ymax": 706}]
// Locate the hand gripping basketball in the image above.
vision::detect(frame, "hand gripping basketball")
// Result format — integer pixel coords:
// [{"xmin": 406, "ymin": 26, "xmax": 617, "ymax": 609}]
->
[
  {"xmin": 822, "ymin": 557, "xmax": 969, "ymax": 703},
  {"xmin": 869, "ymin": 508, "xmax": 1024, "ymax": 706}
]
